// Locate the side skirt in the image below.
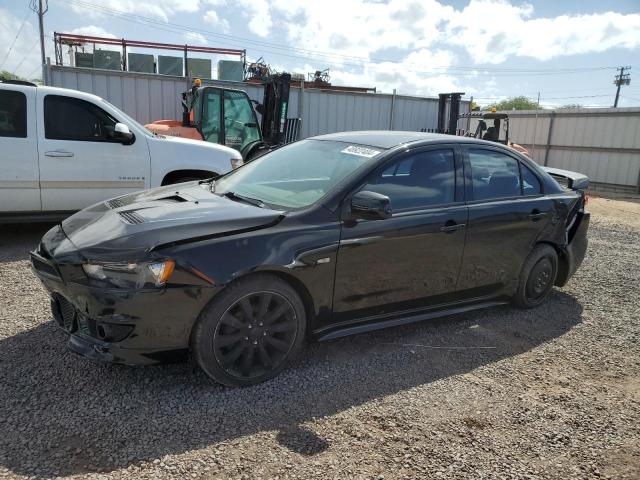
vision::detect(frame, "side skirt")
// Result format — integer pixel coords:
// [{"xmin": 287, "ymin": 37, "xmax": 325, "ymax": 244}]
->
[{"xmin": 314, "ymin": 299, "xmax": 510, "ymax": 342}]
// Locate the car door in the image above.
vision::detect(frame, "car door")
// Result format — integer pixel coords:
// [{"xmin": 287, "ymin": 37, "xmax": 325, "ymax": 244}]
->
[
  {"xmin": 37, "ymin": 93, "xmax": 150, "ymax": 211},
  {"xmin": 0, "ymin": 86, "xmax": 41, "ymax": 212},
  {"xmin": 332, "ymin": 146, "xmax": 468, "ymax": 322},
  {"xmin": 456, "ymin": 146, "xmax": 554, "ymax": 297}
]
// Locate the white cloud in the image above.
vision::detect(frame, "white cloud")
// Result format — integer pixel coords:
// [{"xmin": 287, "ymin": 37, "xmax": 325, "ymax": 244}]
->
[
  {"xmin": 70, "ymin": 25, "xmax": 116, "ymax": 39},
  {"xmin": 184, "ymin": 31, "xmax": 208, "ymax": 45},
  {"xmin": 259, "ymin": 0, "xmax": 640, "ymax": 95},
  {"xmin": 272, "ymin": 0, "xmax": 454, "ymax": 63},
  {"xmin": 331, "ymin": 49, "xmax": 468, "ymax": 96},
  {"xmin": 237, "ymin": 0, "xmax": 272, "ymax": 37},
  {"xmin": 72, "ymin": 0, "xmax": 202, "ymax": 22},
  {"xmin": 203, "ymin": 10, "xmax": 230, "ymax": 33},
  {"xmin": 446, "ymin": 0, "xmax": 640, "ymax": 63}
]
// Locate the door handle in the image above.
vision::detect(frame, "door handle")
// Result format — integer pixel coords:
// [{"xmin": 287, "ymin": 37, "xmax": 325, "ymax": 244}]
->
[
  {"xmin": 528, "ymin": 209, "xmax": 547, "ymax": 222},
  {"xmin": 45, "ymin": 150, "xmax": 74, "ymax": 158},
  {"xmin": 440, "ymin": 221, "xmax": 466, "ymax": 233}
]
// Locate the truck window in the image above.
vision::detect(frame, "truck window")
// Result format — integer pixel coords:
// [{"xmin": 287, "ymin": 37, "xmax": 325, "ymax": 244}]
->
[
  {"xmin": 44, "ymin": 95, "xmax": 118, "ymax": 142},
  {"xmin": 223, "ymin": 90, "xmax": 261, "ymax": 152},
  {"xmin": 0, "ymin": 90, "xmax": 27, "ymax": 138}
]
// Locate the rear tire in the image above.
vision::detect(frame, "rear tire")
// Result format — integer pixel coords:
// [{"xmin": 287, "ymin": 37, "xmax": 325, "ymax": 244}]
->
[
  {"xmin": 192, "ymin": 274, "xmax": 306, "ymax": 387},
  {"xmin": 512, "ymin": 244, "xmax": 558, "ymax": 309}
]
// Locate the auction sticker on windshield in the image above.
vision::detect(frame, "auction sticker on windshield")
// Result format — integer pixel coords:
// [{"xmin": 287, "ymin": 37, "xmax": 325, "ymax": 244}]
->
[{"xmin": 341, "ymin": 145, "xmax": 381, "ymax": 158}]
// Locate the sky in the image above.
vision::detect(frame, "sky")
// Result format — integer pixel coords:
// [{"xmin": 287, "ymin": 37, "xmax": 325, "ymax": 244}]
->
[{"xmin": 0, "ymin": 0, "xmax": 639, "ymax": 108}]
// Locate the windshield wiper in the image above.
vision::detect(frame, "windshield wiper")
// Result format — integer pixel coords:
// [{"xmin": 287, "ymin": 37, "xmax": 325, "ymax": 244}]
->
[{"xmin": 221, "ymin": 191, "xmax": 265, "ymax": 208}]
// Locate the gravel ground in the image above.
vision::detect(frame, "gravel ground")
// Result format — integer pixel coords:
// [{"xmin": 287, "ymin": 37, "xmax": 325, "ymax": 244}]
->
[{"xmin": 0, "ymin": 196, "xmax": 638, "ymax": 480}]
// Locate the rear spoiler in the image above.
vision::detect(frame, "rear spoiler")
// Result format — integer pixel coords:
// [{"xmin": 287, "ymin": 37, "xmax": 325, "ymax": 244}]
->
[{"xmin": 542, "ymin": 167, "xmax": 589, "ymax": 191}]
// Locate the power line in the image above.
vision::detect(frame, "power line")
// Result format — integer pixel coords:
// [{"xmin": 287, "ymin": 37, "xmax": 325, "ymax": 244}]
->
[
  {"xmin": 59, "ymin": 0, "xmax": 623, "ymax": 77},
  {"xmin": 0, "ymin": 8, "xmax": 32, "ymax": 70},
  {"xmin": 12, "ymin": 39, "xmax": 40, "ymax": 74}
]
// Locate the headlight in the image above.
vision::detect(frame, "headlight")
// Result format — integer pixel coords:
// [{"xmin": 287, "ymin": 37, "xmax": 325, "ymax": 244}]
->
[
  {"xmin": 82, "ymin": 260, "xmax": 175, "ymax": 289},
  {"xmin": 230, "ymin": 158, "xmax": 242, "ymax": 169}
]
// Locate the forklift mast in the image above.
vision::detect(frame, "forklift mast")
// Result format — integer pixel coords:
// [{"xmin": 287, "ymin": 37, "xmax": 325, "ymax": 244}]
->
[
  {"xmin": 437, "ymin": 92, "xmax": 465, "ymax": 134},
  {"xmin": 258, "ymin": 73, "xmax": 292, "ymax": 146}
]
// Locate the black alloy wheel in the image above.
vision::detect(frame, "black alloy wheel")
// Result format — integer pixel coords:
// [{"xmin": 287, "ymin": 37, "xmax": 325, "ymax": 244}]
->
[
  {"xmin": 513, "ymin": 244, "xmax": 558, "ymax": 309},
  {"xmin": 213, "ymin": 292, "xmax": 297, "ymax": 379},
  {"xmin": 192, "ymin": 274, "xmax": 306, "ymax": 386}
]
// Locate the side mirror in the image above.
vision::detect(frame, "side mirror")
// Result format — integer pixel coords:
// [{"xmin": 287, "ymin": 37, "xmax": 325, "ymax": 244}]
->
[
  {"xmin": 111, "ymin": 122, "xmax": 134, "ymax": 144},
  {"xmin": 351, "ymin": 191, "xmax": 392, "ymax": 220}
]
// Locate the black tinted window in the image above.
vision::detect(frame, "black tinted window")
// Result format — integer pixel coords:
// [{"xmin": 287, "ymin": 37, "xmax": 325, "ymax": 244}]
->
[
  {"xmin": 0, "ymin": 90, "xmax": 27, "ymax": 138},
  {"xmin": 44, "ymin": 95, "xmax": 117, "ymax": 141},
  {"xmin": 362, "ymin": 149, "xmax": 455, "ymax": 211},
  {"xmin": 521, "ymin": 163, "xmax": 542, "ymax": 195},
  {"xmin": 469, "ymin": 149, "xmax": 520, "ymax": 200}
]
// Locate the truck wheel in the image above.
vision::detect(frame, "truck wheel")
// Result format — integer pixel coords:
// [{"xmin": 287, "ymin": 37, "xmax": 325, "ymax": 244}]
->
[
  {"xmin": 192, "ymin": 274, "xmax": 307, "ymax": 387},
  {"xmin": 512, "ymin": 244, "xmax": 558, "ymax": 309}
]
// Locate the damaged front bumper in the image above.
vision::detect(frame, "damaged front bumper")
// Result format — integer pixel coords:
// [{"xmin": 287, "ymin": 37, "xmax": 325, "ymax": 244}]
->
[{"xmin": 30, "ymin": 225, "xmax": 217, "ymax": 366}]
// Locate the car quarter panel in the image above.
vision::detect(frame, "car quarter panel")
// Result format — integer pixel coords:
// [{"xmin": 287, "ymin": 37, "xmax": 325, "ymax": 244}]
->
[{"xmin": 456, "ymin": 143, "xmax": 579, "ymax": 297}]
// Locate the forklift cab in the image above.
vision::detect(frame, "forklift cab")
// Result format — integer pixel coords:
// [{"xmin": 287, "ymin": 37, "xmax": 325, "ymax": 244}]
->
[
  {"xmin": 459, "ymin": 110, "xmax": 529, "ymax": 156},
  {"xmin": 184, "ymin": 84, "xmax": 263, "ymax": 157},
  {"xmin": 462, "ymin": 112, "xmax": 510, "ymax": 145}
]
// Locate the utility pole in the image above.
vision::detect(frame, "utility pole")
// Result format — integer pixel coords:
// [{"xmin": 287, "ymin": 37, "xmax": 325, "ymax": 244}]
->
[
  {"xmin": 613, "ymin": 66, "xmax": 631, "ymax": 108},
  {"xmin": 29, "ymin": 0, "xmax": 48, "ymax": 84}
]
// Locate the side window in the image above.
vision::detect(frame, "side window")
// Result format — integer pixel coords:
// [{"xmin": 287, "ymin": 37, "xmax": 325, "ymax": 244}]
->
[
  {"xmin": 521, "ymin": 163, "xmax": 542, "ymax": 195},
  {"xmin": 201, "ymin": 90, "xmax": 221, "ymax": 143},
  {"xmin": 362, "ymin": 149, "xmax": 455, "ymax": 211},
  {"xmin": 223, "ymin": 90, "xmax": 261, "ymax": 152},
  {"xmin": 469, "ymin": 149, "xmax": 521, "ymax": 200},
  {"xmin": 0, "ymin": 90, "xmax": 27, "ymax": 138},
  {"xmin": 44, "ymin": 95, "xmax": 117, "ymax": 142}
]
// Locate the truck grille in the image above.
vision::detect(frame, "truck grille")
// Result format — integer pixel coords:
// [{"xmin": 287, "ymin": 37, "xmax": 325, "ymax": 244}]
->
[{"xmin": 51, "ymin": 294, "xmax": 77, "ymax": 333}]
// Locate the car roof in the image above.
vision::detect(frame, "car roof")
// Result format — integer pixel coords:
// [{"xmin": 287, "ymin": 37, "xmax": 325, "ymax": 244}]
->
[{"xmin": 310, "ymin": 130, "xmax": 501, "ymax": 149}]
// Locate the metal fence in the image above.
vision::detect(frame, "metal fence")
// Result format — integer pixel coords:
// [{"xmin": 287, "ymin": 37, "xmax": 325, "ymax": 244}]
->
[
  {"xmin": 500, "ymin": 108, "xmax": 640, "ymax": 193},
  {"xmin": 47, "ymin": 65, "xmax": 467, "ymax": 140},
  {"xmin": 48, "ymin": 66, "xmax": 639, "ymax": 192}
]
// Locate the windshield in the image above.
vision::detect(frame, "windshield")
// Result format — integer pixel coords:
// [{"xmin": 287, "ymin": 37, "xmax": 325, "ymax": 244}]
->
[
  {"xmin": 213, "ymin": 139, "xmax": 384, "ymax": 209},
  {"xmin": 223, "ymin": 90, "xmax": 261, "ymax": 152},
  {"xmin": 100, "ymin": 98, "xmax": 155, "ymax": 138}
]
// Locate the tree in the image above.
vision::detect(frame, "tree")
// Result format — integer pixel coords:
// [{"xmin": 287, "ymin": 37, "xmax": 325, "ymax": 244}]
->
[
  {"xmin": 0, "ymin": 71, "xmax": 27, "ymax": 81},
  {"xmin": 484, "ymin": 96, "xmax": 541, "ymax": 111}
]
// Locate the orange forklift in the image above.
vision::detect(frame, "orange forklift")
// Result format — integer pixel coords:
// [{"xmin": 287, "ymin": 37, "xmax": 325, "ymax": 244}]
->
[{"xmin": 146, "ymin": 73, "xmax": 293, "ymax": 161}]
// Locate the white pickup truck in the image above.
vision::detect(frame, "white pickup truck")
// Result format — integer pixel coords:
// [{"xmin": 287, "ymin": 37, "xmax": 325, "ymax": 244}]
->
[{"xmin": 0, "ymin": 80, "xmax": 242, "ymax": 221}]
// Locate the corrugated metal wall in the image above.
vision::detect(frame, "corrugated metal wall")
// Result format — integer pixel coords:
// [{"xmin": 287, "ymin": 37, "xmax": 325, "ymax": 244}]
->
[
  {"xmin": 48, "ymin": 66, "xmax": 462, "ymax": 139},
  {"xmin": 503, "ymin": 108, "xmax": 640, "ymax": 192}
]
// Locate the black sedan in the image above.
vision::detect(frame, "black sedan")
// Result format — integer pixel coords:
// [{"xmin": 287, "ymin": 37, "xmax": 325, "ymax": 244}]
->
[{"xmin": 31, "ymin": 132, "xmax": 590, "ymax": 386}]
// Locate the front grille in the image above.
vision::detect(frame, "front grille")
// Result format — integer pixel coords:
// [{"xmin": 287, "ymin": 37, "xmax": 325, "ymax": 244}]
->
[
  {"xmin": 31, "ymin": 255, "xmax": 60, "ymax": 278},
  {"xmin": 51, "ymin": 294, "xmax": 77, "ymax": 333},
  {"xmin": 118, "ymin": 210, "xmax": 145, "ymax": 225}
]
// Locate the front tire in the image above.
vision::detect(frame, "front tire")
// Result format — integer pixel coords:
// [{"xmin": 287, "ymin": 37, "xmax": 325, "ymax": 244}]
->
[
  {"xmin": 192, "ymin": 274, "xmax": 306, "ymax": 386},
  {"xmin": 513, "ymin": 244, "xmax": 558, "ymax": 309}
]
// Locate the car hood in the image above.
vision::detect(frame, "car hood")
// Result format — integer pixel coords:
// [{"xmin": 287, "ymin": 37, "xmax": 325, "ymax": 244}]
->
[{"xmin": 61, "ymin": 182, "xmax": 284, "ymax": 262}]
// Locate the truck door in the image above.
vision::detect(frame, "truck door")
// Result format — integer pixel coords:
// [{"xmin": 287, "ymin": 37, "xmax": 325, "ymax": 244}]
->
[
  {"xmin": 0, "ymin": 86, "xmax": 41, "ymax": 212},
  {"xmin": 37, "ymin": 92, "xmax": 150, "ymax": 211}
]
